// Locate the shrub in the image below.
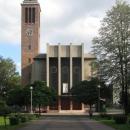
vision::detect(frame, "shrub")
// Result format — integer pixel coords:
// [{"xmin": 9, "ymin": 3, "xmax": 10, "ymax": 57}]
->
[
  {"xmin": 34, "ymin": 114, "xmax": 40, "ymax": 118},
  {"xmin": 113, "ymin": 115, "xmax": 127, "ymax": 124},
  {"xmin": 128, "ymin": 119, "xmax": 130, "ymax": 124},
  {"xmin": 100, "ymin": 113, "xmax": 112, "ymax": 120},
  {"xmin": 20, "ymin": 116, "xmax": 28, "ymax": 123},
  {"xmin": 9, "ymin": 116, "xmax": 19, "ymax": 125},
  {"xmin": 24, "ymin": 114, "xmax": 36, "ymax": 120}
]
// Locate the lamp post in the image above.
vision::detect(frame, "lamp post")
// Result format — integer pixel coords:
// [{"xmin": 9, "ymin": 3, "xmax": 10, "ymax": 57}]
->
[
  {"xmin": 97, "ymin": 85, "xmax": 101, "ymax": 112},
  {"xmin": 3, "ymin": 91, "xmax": 6, "ymax": 99},
  {"xmin": 30, "ymin": 86, "xmax": 33, "ymax": 114}
]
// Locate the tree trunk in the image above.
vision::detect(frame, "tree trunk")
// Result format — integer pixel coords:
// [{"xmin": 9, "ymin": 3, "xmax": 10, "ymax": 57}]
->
[
  {"xmin": 89, "ymin": 105, "xmax": 93, "ymax": 118},
  {"xmin": 38, "ymin": 104, "xmax": 41, "ymax": 116},
  {"xmin": 124, "ymin": 61, "xmax": 128, "ymax": 115}
]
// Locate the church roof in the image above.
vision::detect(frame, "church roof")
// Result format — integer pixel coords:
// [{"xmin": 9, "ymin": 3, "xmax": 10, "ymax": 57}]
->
[
  {"xmin": 34, "ymin": 53, "xmax": 96, "ymax": 60},
  {"xmin": 34, "ymin": 54, "xmax": 46, "ymax": 59},
  {"xmin": 24, "ymin": 0, "xmax": 38, "ymax": 1},
  {"xmin": 23, "ymin": 0, "xmax": 38, "ymax": 4},
  {"xmin": 84, "ymin": 54, "xmax": 96, "ymax": 59}
]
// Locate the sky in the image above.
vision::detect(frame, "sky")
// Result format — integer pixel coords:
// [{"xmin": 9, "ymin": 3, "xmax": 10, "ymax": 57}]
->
[{"xmin": 0, "ymin": 0, "xmax": 130, "ymax": 74}]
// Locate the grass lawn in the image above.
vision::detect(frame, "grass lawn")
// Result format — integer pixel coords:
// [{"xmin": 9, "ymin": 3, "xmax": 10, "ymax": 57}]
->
[
  {"xmin": 0, "ymin": 123, "xmax": 27, "ymax": 130},
  {"xmin": 0, "ymin": 116, "xmax": 27, "ymax": 130},
  {"xmin": 0, "ymin": 117, "xmax": 9, "ymax": 126},
  {"xmin": 92, "ymin": 116, "xmax": 130, "ymax": 130},
  {"xmin": 101, "ymin": 119, "xmax": 130, "ymax": 130}
]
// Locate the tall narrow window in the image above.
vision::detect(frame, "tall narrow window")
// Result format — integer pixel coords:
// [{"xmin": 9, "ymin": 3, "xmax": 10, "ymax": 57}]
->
[
  {"xmin": 32, "ymin": 8, "xmax": 35, "ymax": 23},
  {"xmin": 28, "ymin": 58, "xmax": 31, "ymax": 63},
  {"xmin": 28, "ymin": 45, "xmax": 31, "ymax": 50},
  {"xmin": 25, "ymin": 8, "xmax": 28, "ymax": 23},
  {"xmin": 29, "ymin": 7, "xmax": 31, "ymax": 23}
]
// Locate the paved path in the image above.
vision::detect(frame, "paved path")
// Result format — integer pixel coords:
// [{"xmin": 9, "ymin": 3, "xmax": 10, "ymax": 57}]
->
[{"xmin": 18, "ymin": 116, "xmax": 115, "ymax": 130}]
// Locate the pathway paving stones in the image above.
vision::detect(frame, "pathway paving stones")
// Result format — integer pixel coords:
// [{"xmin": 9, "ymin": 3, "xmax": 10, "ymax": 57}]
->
[{"xmin": 18, "ymin": 116, "xmax": 115, "ymax": 130}]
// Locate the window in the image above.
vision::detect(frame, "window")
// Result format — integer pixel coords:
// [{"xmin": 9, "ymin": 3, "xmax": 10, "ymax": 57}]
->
[
  {"xmin": 74, "ymin": 66, "xmax": 80, "ymax": 73},
  {"xmin": 62, "ymin": 66, "xmax": 68, "ymax": 74},
  {"xmin": 28, "ymin": 58, "xmax": 31, "ymax": 63},
  {"xmin": 28, "ymin": 45, "xmax": 31, "ymax": 50},
  {"xmin": 51, "ymin": 66, "xmax": 57, "ymax": 73},
  {"xmin": 29, "ymin": 7, "xmax": 31, "ymax": 23},
  {"xmin": 25, "ymin": 7, "xmax": 35, "ymax": 24},
  {"xmin": 62, "ymin": 83, "xmax": 68, "ymax": 94},
  {"xmin": 25, "ymin": 8, "xmax": 28, "ymax": 23},
  {"xmin": 32, "ymin": 8, "xmax": 35, "ymax": 23}
]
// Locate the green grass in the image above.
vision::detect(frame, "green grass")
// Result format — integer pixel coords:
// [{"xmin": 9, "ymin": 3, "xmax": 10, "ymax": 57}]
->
[
  {"xmin": 0, "ymin": 115, "xmax": 40, "ymax": 130},
  {"xmin": 0, "ymin": 123, "xmax": 27, "ymax": 130},
  {"xmin": 101, "ymin": 119, "xmax": 130, "ymax": 130},
  {"xmin": 0, "ymin": 117, "xmax": 9, "ymax": 126},
  {"xmin": 92, "ymin": 116, "xmax": 130, "ymax": 130},
  {"xmin": 0, "ymin": 116, "xmax": 28, "ymax": 130}
]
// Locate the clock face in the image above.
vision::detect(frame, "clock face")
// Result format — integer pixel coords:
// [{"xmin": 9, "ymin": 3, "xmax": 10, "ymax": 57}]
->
[{"xmin": 26, "ymin": 28, "xmax": 33, "ymax": 36}]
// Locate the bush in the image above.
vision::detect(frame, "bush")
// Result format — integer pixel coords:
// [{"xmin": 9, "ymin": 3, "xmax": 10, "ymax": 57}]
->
[
  {"xmin": 20, "ymin": 116, "xmax": 28, "ymax": 123},
  {"xmin": 23, "ymin": 114, "xmax": 36, "ymax": 120},
  {"xmin": 34, "ymin": 114, "xmax": 40, "ymax": 118},
  {"xmin": 100, "ymin": 113, "xmax": 112, "ymax": 120},
  {"xmin": 9, "ymin": 116, "xmax": 19, "ymax": 125},
  {"xmin": 113, "ymin": 115, "xmax": 127, "ymax": 124}
]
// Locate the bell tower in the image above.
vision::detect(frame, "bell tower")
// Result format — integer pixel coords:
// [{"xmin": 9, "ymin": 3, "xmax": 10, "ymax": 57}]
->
[{"xmin": 21, "ymin": 0, "xmax": 41, "ymax": 86}]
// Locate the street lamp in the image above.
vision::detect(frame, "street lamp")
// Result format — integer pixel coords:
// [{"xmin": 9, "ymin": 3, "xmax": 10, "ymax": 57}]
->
[
  {"xmin": 30, "ymin": 86, "xmax": 33, "ymax": 114},
  {"xmin": 97, "ymin": 85, "xmax": 101, "ymax": 112}
]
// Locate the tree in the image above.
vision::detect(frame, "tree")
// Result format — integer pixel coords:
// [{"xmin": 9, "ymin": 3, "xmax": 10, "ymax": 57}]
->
[
  {"xmin": 0, "ymin": 56, "xmax": 20, "ymax": 99},
  {"xmin": 92, "ymin": 1, "xmax": 130, "ymax": 115},
  {"xmin": 6, "ymin": 86, "xmax": 25, "ymax": 112},
  {"xmin": 0, "ymin": 101, "xmax": 10, "ymax": 127},
  {"xmin": 26, "ymin": 81, "xmax": 57, "ymax": 114},
  {"xmin": 71, "ymin": 79, "xmax": 98, "ymax": 115},
  {"xmin": 99, "ymin": 81, "xmax": 113, "ymax": 107}
]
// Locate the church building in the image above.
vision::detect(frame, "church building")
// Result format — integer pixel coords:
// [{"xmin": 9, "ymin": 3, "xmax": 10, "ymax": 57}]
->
[{"xmin": 21, "ymin": 0, "xmax": 96, "ymax": 112}]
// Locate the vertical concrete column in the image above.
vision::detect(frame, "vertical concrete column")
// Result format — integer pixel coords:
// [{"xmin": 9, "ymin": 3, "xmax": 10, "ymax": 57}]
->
[
  {"xmin": 70, "ymin": 43, "xmax": 73, "ymax": 89},
  {"xmin": 46, "ymin": 43, "xmax": 49, "ymax": 86},
  {"xmin": 58, "ymin": 97, "xmax": 61, "ymax": 111},
  {"xmin": 58, "ymin": 44, "xmax": 61, "ymax": 112},
  {"xmin": 58, "ymin": 43, "xmax": 61, "ymax": 96},
  {"xmin": 81, "ymin": 43, "xmax": 84, "ymax": 111},
  {"xmin": 82, "ymin": 43, "xmax": 84, "ymax": 81},
  {"xmin": 70, "ymin": 100, "xmax": 73, "ymax": 110},
  {"xmin": 82, "ymin": 103, "xmax": 85, "ymax": 111},
  {"xmin": 46, "ymin": 44, "xmax": 50, "ymax": 111}
]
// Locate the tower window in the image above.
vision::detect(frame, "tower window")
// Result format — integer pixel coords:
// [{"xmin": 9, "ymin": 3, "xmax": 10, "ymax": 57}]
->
[
  {"xmin": 25, "ymin": 7, "xmax": 35, "ymax": 24},
  {"xmin": 29, "ymin": 7, "xmax": 32, "ymax": 23},
  {"xmin": 32, "ymin": 8, "xmax": 35, "ymax": 23},
  {"xmin": 28, "ymin": 45, "xmax": 31, "ymax": 50},
  {"xmin": 28, "ymin": 58, "xmax": 31, "ymax": 63},
  {"xmin": 25, "ymin": 8, "xmax": 28, "ymax": 23}
]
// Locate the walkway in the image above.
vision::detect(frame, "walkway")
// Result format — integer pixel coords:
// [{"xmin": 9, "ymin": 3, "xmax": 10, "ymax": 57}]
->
[{"xmin": 18, "ymin": 116, "xmax": 115, "ymax": 130}]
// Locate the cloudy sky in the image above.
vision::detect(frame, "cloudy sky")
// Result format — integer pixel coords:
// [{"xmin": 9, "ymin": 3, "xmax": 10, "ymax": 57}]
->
[{"xmin": 0, "ymin": 0, "xmax": 129, "ymax": 74}]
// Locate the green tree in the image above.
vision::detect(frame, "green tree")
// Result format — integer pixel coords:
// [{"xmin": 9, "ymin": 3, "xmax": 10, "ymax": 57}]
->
[
  {"xmin": 25, "ymin": 81, "xmax": 57, "ymax": 114},
  {"xmin": 6, "ymin": 86, "xmax": 25, "ymax": 112},
  {"xmin": 71, "ymin": 79, "xmax": 98, "ymax": 114},
  {"xmin": 92, "ymin": 1, "xmax": 130, "ymax": 115},
  {"xmin": 99, "ymin": 81, "xmax": 113, "ymax": 107},
  {"xmin": 0, "ymin": 56, "xmax": 20, "ymax": 99}
]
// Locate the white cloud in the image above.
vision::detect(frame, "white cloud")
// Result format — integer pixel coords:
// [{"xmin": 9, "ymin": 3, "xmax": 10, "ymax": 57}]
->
[
  {"xmin": 0, "ymin": 0, "xmax": 20, "ymax": 44},
  {"xmin": 1, "ymin": 0, "xmax": 130, "ymax": 53}
]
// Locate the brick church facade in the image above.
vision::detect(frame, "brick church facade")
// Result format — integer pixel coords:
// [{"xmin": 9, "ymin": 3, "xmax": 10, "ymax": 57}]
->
[{"xmin": 21, "ymin": 0, "xmax": 96, "ymax": 112}]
